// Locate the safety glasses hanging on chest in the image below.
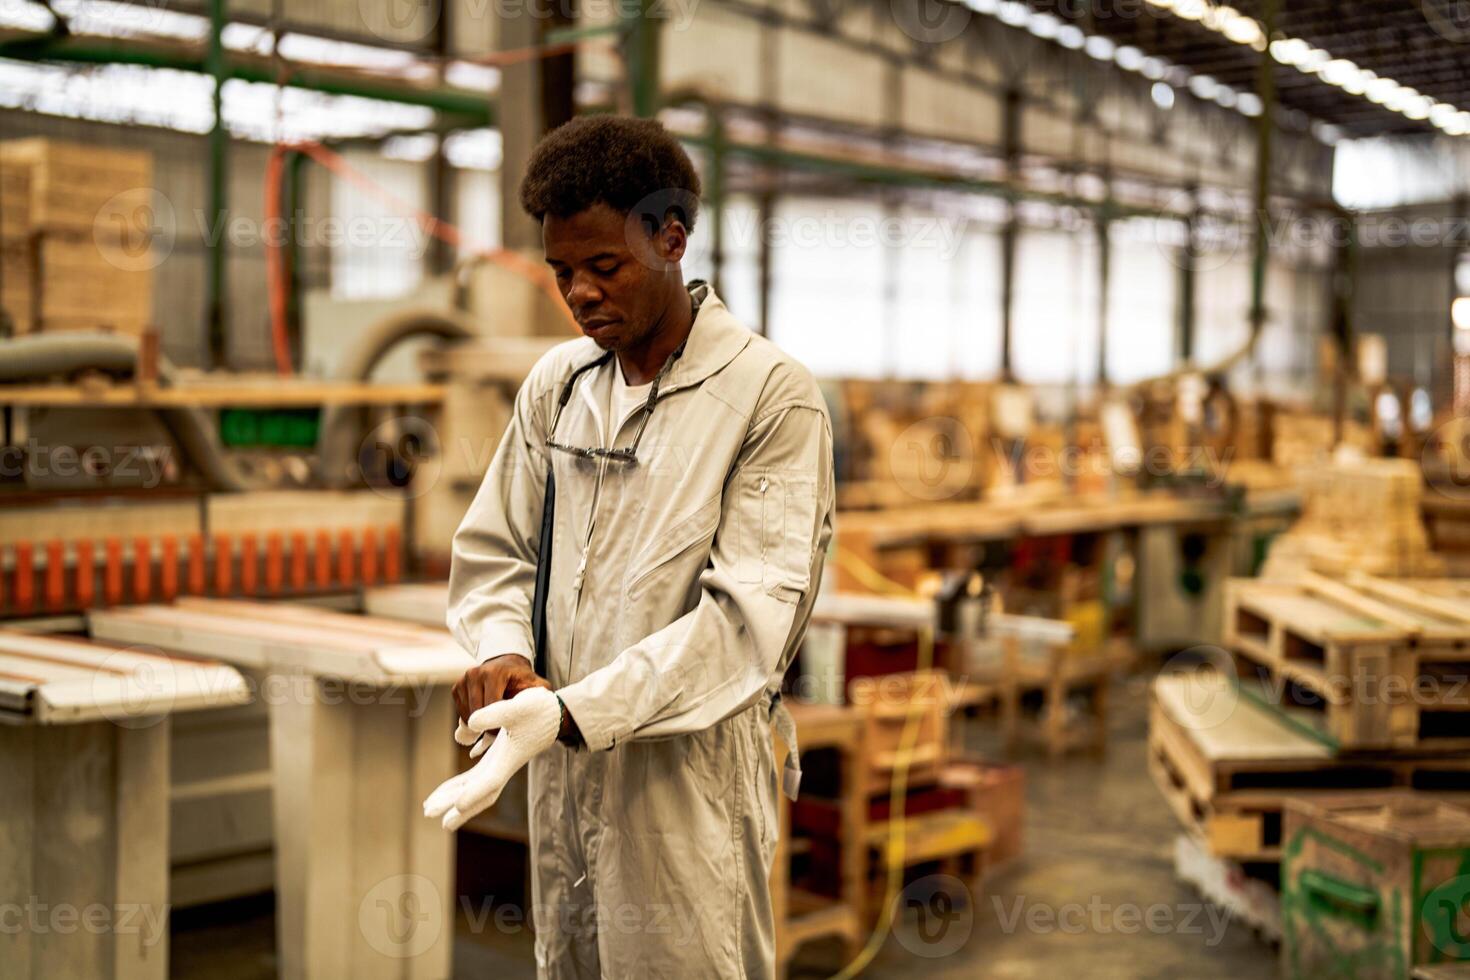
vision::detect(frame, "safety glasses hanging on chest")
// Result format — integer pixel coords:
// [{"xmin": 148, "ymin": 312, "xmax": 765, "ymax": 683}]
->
[{"xmin": 545, "ymin": 344, "xmax": 686, "ymax": 465}]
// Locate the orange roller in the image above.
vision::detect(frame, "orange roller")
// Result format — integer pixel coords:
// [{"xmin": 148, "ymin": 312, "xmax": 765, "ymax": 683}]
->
[
  {"xmin": 45, "ymin": 541, "xmax": 65, "ymax": 612},
  {"xmin": 104, "ymin": 538, "xmax": 123, "ymax": 605},
  {"xmin": 14, "ymin": 542, "xmax": 33, "ymax": 613},
  {"xmin": 215, "ymin": 533, "xmax": 233, "ymax": 595},
  {"xmin": 75, "ymin": 539, "xmax": 95, "ymax": 608},
  {"xmin": 188, "ymin": 534, "xmax": 206, "ymax": 595},
  {"xmin": 133, "ymin": 537, "xmax": 153, "ymax": 602},
  {"xmin": 160, "ymin": 536, "xmax": 179, "ymax": 600},
  {"xmin": 337, "ymin": 529, "xmax": 355, "ymax": 586},
  {"xmin": 361, "ymin": 528, "xmax": 378, "ymax": 586},
  {"xmin": 383, "ymin": 526, "xmax": 401, "ymax": 583},
  {"xmin": 265, "ymin": 533, "xmax": 284, "ymax": 594},
  {"xmin": 290, "ymin": 532, "xmax": 308, "ymax": 591},
  {"xmin": 240, "ymin": 534, "xmax": 258, "ymax": 595},
  {"xmin": 314, "ymin": 531, "xmax": 332, "ymax": 589}
]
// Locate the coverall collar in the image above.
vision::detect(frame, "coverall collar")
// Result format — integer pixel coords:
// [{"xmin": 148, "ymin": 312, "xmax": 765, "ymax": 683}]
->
[{"xmin": 565, "ymin": 282, "xmax": 753, "ymax": 401}]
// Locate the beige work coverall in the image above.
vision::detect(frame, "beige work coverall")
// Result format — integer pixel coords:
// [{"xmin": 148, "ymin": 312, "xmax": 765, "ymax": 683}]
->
[{"xmin": 447, "ymin": 285, "xmax": 835, "ymax": 978}]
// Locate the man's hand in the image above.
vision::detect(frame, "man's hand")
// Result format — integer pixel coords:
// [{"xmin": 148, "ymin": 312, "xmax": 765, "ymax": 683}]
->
[
  {"xmin": 424, "ymin": 687, "xmax": 563, "ymax": 831},
  {"xmin": 452, "ymin": 653, "xmax": 550, "ymax": 731}
]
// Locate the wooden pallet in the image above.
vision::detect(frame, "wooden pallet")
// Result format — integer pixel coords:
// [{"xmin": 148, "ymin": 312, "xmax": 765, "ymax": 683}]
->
[
  {"xmin": 1148, "ymin": 675, "xmax": 1470, "ymax": 863},
  {"xmin": 1223, "ymin": 574, "xmax": 1470, "ymax": 753}
]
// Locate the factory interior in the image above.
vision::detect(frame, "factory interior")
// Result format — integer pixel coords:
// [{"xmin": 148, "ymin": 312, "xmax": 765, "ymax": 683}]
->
[{"xmin": 4, "ymin": 0, "xmax": 1470, "ymax": 978}]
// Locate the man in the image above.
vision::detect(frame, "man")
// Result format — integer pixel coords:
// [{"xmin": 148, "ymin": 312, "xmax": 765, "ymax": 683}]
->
[{"xmin": 441, "ymin": 115, "xmax": 835, "ymax": 978}]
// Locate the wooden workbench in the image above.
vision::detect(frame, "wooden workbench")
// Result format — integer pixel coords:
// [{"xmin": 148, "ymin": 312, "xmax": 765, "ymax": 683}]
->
[
  {"xmin": 0, "ymin": 630, "xmax": 249, "ymax": 980},
  {"xmin": 88, "ymin": 599, "xmax": 469, "ymax": 980}
]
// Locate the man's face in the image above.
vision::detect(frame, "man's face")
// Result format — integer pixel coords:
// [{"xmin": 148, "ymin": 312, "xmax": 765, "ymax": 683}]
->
[{"xmin": 543, "ymin": 202, "xmax": 686, "ymax": 352}]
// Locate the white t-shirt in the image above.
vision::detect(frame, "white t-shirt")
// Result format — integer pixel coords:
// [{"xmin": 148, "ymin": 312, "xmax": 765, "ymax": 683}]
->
[{"xmin": 606, "ymin": 361, "xmax": 653, "ymax": 448}]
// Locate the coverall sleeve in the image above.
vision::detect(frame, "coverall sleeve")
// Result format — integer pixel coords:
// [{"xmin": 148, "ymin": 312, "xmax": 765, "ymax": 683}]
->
[
  {"xmin": 446, "ymin": 376, "xmax": 551, "ymax": 666},
  {"xmin": 556, "ymin": 399, "xmax": 835, "ymax": 751}
]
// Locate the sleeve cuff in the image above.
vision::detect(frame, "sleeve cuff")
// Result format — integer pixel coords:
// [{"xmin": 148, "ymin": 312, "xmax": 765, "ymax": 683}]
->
[
  {"xmin": 472, "ymin": 620, "xmax": 536, "ymax": 667},
  {"xmin": 553, "ymin": 680, "xmax": 620, "ymax": 752}
]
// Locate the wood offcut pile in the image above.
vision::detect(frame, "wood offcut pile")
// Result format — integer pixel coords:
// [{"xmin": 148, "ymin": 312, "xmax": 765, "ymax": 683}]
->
[
  {"xmin": 0, "ymin": 138, "xmax": 154, "ymax": 337},
  {"xmin": 1262, "ymin": 458, "xmax": 1442, "ymax": 578}
]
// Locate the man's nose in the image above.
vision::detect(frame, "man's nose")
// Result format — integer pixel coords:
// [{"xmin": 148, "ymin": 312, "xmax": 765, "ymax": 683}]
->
[{"xmin": 566, "ymin": 272, "xmax": 604, "ymax": 309}]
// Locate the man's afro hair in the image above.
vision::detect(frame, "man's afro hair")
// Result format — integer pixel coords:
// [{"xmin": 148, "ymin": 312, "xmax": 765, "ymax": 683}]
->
[{"xmin": 519, "ymin": 115, "xmax": 702, "ymax": 233}]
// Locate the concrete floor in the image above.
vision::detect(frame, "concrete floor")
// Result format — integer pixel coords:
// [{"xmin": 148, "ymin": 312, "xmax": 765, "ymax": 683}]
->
[{"xmin": 170, "ymin": 672, "xmax": 1280, "ymax": 978}]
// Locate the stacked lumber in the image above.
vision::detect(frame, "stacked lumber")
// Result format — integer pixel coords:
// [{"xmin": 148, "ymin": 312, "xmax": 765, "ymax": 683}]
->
[
  {"xmin": 1263, "ymin": 458, "xmax": 1441, "ymax": 577},
  {"xmin": 0, "ymin": 138, "xmax": 154, "ymax": 336}
]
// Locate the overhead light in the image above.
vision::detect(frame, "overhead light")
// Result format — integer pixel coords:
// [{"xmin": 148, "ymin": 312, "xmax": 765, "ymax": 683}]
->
[
  {"xmin": 1236, "ymin": 92, "xmax": 1263, "ymax": 116},
  {"xmin": 1298, "ymin": 47, "xmax": 1330, "ymax": 73},
  {"xmin": 1221, "ymin": 12, "xmax": 1263, "ymax": 47},
  {"xmin": 1189, "ymin": 74, "xmax": 1218, "ymax": 100},
  {"xmin": 1454, "ymin": 297, "xmax": 1470, "ymax": 333},
  {"xmin": 1026, "ymin": 12, "xmax": 1060, "ymax": 39},
  {"xmin": 1385, "ymin": 86, "xmax": 1418, "ymax": 111},
  {"xmin": 1321, "ymin": 59, "xmax": 1356, "ymax": 87},
  {"xmin": 1366, "ymin": 78, "xmax": 1398, "ymax": 104},
  {"xmin": 1085, "ymin": 35, "xmax": 1116, "ymax": 60},
  {"xmin": 1342, "ymin": 69, "xmax": 1373, "ymax": 96},
  {"xmin": 1151, "ymin": 82, "xmax": 1176, "ymax": 110},
  {"xmin": 1144, "ymin": 0, "xmax": 1470, "ymax": 135},
  {"xmin": 1055, "ymin": 24, "xmax": 1085, "ymax": 49},
  {"xmin": 1174, "ymin": 0, "xmax": 1206, "ymax": 22},
  {"xmin": 1214, "ymin": 87, "xmax": 1238, "ymax": 108},
  {"xmin": 1271, "ymin": 38, "xmax": 1308, "ymax": 65},
  {"xmin": 1115, "ymin": 45, "xmax": 1144, "ymax": 72},
  {"xmin": 998, "ymin": 1, "xmax": 1029, "ymax": 27},
  {"xmin": 1404, "ymin": 96, "xmax": 1434, "ymax": 120},
  {"xmin": 1141, "ymin": 56, "xmax": 1168, "ymax": 80}
]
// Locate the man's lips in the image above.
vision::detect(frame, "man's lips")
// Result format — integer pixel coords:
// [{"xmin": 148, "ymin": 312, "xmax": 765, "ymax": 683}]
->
[{"xmin": 579, "ymin": 319, "xmax": 621, "ymax": 333}]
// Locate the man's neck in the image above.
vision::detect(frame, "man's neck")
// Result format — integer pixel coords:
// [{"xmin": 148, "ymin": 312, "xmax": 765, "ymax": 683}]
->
[{"xmin": 617, "ymin": 284, "xmax": 694, "ymax": 386}]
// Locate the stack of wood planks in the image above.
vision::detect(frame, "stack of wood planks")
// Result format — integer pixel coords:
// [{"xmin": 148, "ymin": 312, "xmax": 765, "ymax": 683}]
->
[
  {"xmin": 1263, "ymin": 458, "xmax": 1441, "ymax": 578},
  {"xmin": 0, "ymin": 138, "xmax": 154, "ymax": 337}
]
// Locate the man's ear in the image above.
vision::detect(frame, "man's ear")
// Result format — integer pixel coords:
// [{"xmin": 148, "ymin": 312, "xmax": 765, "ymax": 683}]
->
[{"xmin": 658, "ymin": 216, "xmax": 688, "ymax": 264}]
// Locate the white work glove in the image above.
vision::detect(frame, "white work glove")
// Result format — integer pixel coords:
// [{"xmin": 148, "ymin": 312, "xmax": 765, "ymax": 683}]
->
[{"xmin": 423, "ymin": 686, "xmax": 562, "ymax": 832}]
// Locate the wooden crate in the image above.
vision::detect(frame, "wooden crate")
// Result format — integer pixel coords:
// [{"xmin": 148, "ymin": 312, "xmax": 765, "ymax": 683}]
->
[
  {"xmin": 1148, "ymin": 675, "xmax": 1470, "ymax": 864},
  {"xmin": 1225, "ymin": 575, "xmax": 1470, "ymax": 753},
  {"xmin": 1281, "ymin": 793, "xmax": 1470, "ymax": 980},
  {"xmin": 0, "ymin": 138, "xmax": 152, "ymax": 233}
]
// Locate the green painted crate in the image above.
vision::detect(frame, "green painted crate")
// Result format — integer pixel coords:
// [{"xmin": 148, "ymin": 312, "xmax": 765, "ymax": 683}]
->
[{"xmin": 1282, "ymin": 793, "xmax": 1470, "ymax": 980}]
